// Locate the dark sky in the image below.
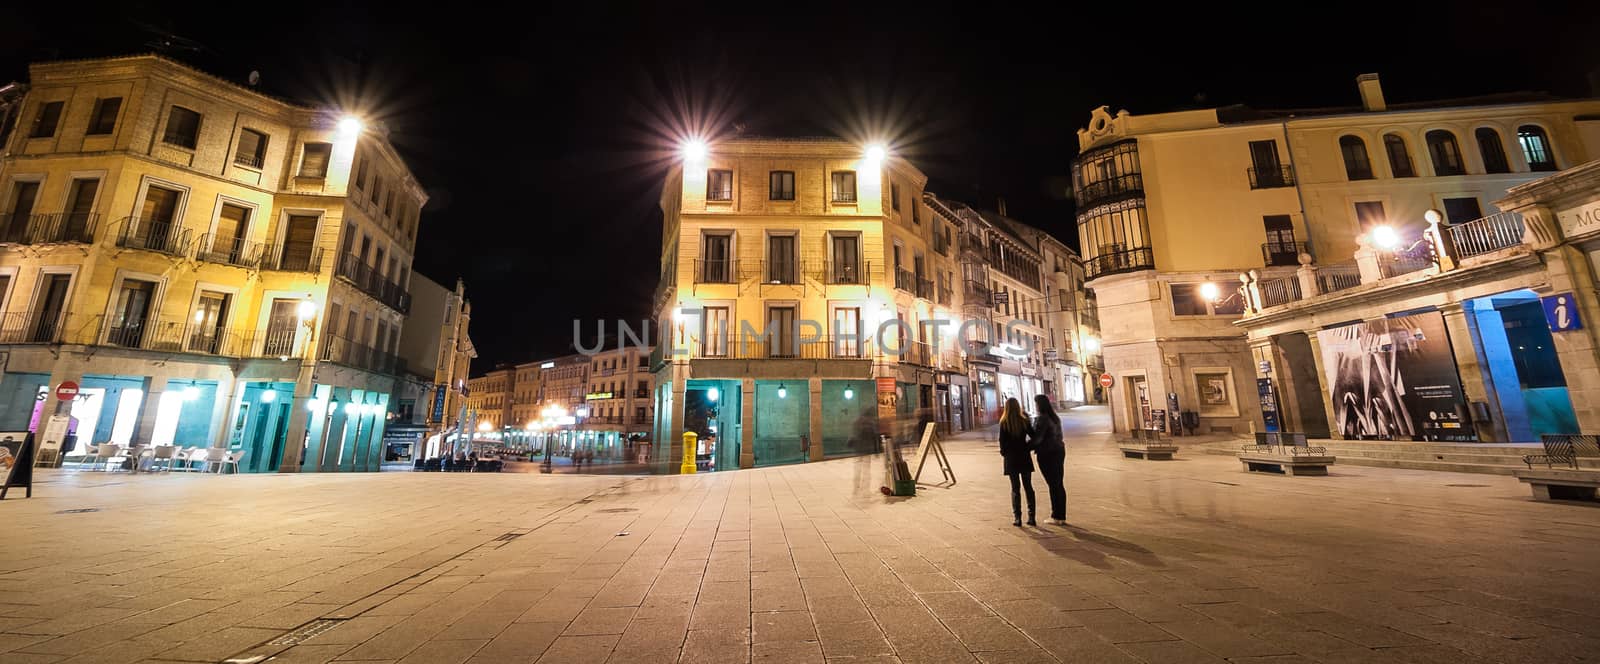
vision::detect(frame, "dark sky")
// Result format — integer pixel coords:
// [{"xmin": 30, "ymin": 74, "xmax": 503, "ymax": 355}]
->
[{"xmin": 4, "ymin": 2, "xmax": 1597, "ymax": 371}]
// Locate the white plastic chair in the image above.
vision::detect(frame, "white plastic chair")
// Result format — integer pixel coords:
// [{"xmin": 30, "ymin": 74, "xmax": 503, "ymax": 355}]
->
[
  {"xmin": 92, "ymin": 443, "xmax": 123, "ymax": 471},
  {"xmin": 148, "ymin": 445, "xmax": 179, "ymax": 472},
  {"xmin": 77, "ymin": 442, "xmax": 109, "ymax": 470},
  {"xmin": 214, "ymin": 449, "xmax": 246, "ymax": 474},
  {"xmin": 201, "ymin": 448, "xmax": 228, "ymax": 473},
  {"xmin": 173, "ymin": 447, "xmax": 209, "ymax": 472}
]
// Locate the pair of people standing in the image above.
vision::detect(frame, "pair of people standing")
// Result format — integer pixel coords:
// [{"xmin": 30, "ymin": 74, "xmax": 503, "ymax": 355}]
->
[{"xmin": 998, "ymin": 395, "xmax": 1067, "ymax": 527}]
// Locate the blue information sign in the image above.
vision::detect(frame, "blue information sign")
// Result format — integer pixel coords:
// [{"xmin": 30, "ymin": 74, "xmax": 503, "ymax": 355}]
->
[{"xmin": 1542, "ymin": 292, "xmax": 1583, "ymax": 332}]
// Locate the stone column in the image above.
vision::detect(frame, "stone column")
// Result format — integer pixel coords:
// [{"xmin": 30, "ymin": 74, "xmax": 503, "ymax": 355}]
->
[
  {"xmin": 1354, "ymin": 237, "xmax": 1383, "ymax": 284},
  {"xmin": 133, "ymin": 376, "xmax": 168, "ymax": 445},
  {"xmin": 1297, "ymin": 262, "xmax": 1318, "ymax": 298},
  {"xmin": 668, "ymin": 366, "xmax": 687, "ymax": 473},
  {"xmin": 1538, "ymin": 244, "xmax": 1600, "ymax": 433},
  {"xmin": 740, "ymin": 378, "xmax": 755, "ymax": 469},
  {"xmin": 1301, "ymin": 332, "xmax": 1342, "ymax": 440},
  {"xmin": 1438, "ymin": 302, "xmax": 1505, "ymax": 443},
  {"xmin": 808, "ymin": 377, "xmax": 824, "ymax": 462},
  {"xmin": 278, "ymin": 363, "xmax": 317, "ymax": 473},
  {"xmin": 207, "ymin": 374, "xmax": 238, "ymax": 449}
]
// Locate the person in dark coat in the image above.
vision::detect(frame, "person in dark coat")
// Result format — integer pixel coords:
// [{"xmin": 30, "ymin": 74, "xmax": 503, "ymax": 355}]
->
[
  {"xmin": 1032, "ymin": 395, "xmax": 1067, "ymax": 524},
  {"xmin": 998, "ymin": 397, "xmax": 1036, "ymax": 527}
]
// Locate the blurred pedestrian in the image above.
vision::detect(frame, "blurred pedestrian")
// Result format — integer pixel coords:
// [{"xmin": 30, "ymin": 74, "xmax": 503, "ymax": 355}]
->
[
  {"xmin": 1032, "ymin": 395, "xmax": 1066, "ymax": 525},
  {"xmin": 998, "ymin": 397, "xmax": 1036, "ymax": 527}
]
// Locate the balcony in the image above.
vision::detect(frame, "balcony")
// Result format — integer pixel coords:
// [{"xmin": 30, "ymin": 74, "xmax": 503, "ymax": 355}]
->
[
  {"xmin": 260, "ymin": 245, "xmax": 325, "ymax": 273},
  {"xmin": 115, "ymin": 218, "xmax": 191, "ymax": 257},
  {"xmin": 320, "ymin": 333, "xmax": 400, "ymax": 374},
  {"xmin": 1, "ymin": 213, "xmax": 99, "ymax": 245},
  {"xmin": 696, "ymin": 335, "xmax": 867, "ymax": 360},
  {"xmin": 634, "ymin": 389, "xmax": 649, "ymax": 399},
  {"xmin": 1075, "ymin": 173, "xmax": 1144, "ymax": 207},
  {"xmin": 336, "ymin": 253, "xmax": 412, "ymax": 313},
  {"xmin": 959, "ymin": 232, "xmax": 987, "ymax": 257},
  {"xmin": 1085, "ymin": 246, "xmax": 1154, "ymax": 279},
  {"xmin": 101, "ymin": 318, "xmax": 249, "ymax": 356},
  {"xmin": 1261, "ymin": 241, "xmax": 1310, "ymax": 267},
  {"xmin": 695, "ymin": 258, "xmax": 738, "ymax": 284},
  {"xmin": 915, "ymin": 277, "xmax": 934, "ymax": 301},
  {"xmin": 756, "ymin": 260, "xmax": 801, "ymax": 285},
  {"xmin": 903, "ymin": 341, "xmax": 933, "ymax": 366},
  {"xmin": 0, "ymin": 311, "xmax": 73, "ymax": 344},
  {"xmin": 1380, "ymin": 245, "xmax": 1434, "ymax": 279},
  {"xmin": 1257, "ymin": 276, "xmax": 1303, "ymax": 308},
  {"xmin": 1247, "ymin": 165, "xmax": 1296, "ymax": 190},
  {"xmin": 196, "ymin": 234, "xmax": 263, "ymax": 269},
  {"xmin": 895, "ymin": 268, "xmax": 915, "ymax": 293},
  {"xmin": 631, "ymin": 416, "xmax": 652, "ymax": 425},
  {"xmin": 1444, "ymin": 211, "xmax": 1525, "ymax": 260},
  {"xmin": 962, "ymin": 279, "xmax": 992, "ymax": 307},
  {"xmin": 823, "ymin": 260, "xmax": 869, "ymax": 285},
  {"xmin": 937, "ymin": 283, "xmax": 953, "ymax": 306}
]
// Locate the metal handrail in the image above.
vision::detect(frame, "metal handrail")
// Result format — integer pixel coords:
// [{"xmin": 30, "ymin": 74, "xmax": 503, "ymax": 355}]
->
[
  {"xmin": 1086, "ymin": 246, "xmax": 1154, "ymax": 279},
  {"xmin": 1261, "ymin": 241, "xmax": 1310, "ymax": 267},
  {"xmin": 196, "ymin": 234, "xmax": 262, "ymax": 269},
  {"xmin": 758, "ymin": 260, "xmax": 801, "ymax": 285},
  {"xmin": 1445, "ymin": 211, "xmax": 1525, "ymax": 259},
  {"xmin": 823, "ymin": 260, "xmax": 869, "ymax": 285},
  {"xmin": 1075, "ymin": 173, "xmax": 1144, "ymax": 207},
  {"xmin": 24, "ymin": 213, "xmax": 99, "ymax": 244},
  {"xmin": 695, "ymin": 258, "xmax": 738, "ymax": 284},
  {"xmin": 1316, "ymin": 263, "xmax": 1362, "ymax": 294},
  {"xmin": 1258, "ymin": 276, "xmax": 1303, "ymax": 308},
  {"xmin": 1247, "ymin": 165, "xmax": 1296, "ymax": 189},
  {"xmin": 114, "ymin": 217, "xmax": 191, "ymax": 256},
  {"xmin": 260, "ymin": 244, "xmax": 324, "ymax": 273},
  {"xmin": 895, "ymin": 268, "xmax": 915, "ymax": 292}
]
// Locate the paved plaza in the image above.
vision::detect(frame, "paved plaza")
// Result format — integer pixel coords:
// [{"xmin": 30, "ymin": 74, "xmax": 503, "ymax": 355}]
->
[{"xmin": 1, "ymin": 406, "xmax": 1597, "ymax": 664}]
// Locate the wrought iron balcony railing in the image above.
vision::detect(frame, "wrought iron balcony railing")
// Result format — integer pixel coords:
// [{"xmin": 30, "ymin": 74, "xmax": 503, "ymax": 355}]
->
[
  {"xmin": 695, "ymin": 258, "xmax": 739, "ymax": 284},
  {"xmin": 1075, "ymin": 173, "xmax": 1144, "ymax": 207},
  {"xmin": 696, "ymin": 335, "xmax": 867, "ymax": 360},
  {"xmin": 1085, "ymin": 246, "xmax": 1154, "ymax": 279},
  {"xmin": 895, "ymin": 268, "xmax": 915, "ymax": 292},
  {"xmin": 336, "ymin": 253, "xmax": 412, "ymax": 313},
  {"xmin": 915, "ymin": 277, "xmax": 935, "ymax": 300},
  {"xmin": 115, "ymin": 218, "xmax": 191, "ymax": 257},
  {"xmin": 260, "ymin": 244, "xmax": 325, "ymax": 273},
  {"xmin": 196, "ymin": 234, "xmax": 263, "ymax": 269},
  {"xmin": 1261, "ymin": 241, "xmax": 1310, "ymax": 267},
  {"xmin": 6, "ymin": 213, "xmax": 99, "ymax": 244},
  {"xmin": 1247, "ymin": 165, "xmax": 1296, "ymax": 190},
  {"xmin": 823, "ymin": 260, "xmax": 869, "ymax": 285},
  {"xmin": 320, "ymin": 333, "xmax": 400, "ymax": 374}
]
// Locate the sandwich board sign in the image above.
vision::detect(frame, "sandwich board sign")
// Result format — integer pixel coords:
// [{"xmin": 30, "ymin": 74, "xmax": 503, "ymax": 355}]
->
[{"xmin": 1, "ymin": 432, "xmax": 35, "ymax": 500}]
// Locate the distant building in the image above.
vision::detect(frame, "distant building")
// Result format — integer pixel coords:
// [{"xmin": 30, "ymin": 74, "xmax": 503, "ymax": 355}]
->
[
  {"xmin": 1074, "ymin": 73, "xmax": 1600, "ymax": 440},
  {"xmin": 465, "ymin": 367, "xmax": 513, "ymax": 430},
  {"xmin": 0, "ymin": 55, "xmax": 424, "ymax": 472},
  {"xmin": 389, "ymin": 275, "xmax": 473, "ymax": 462},
  {"xmin": 581, "ymin": 344, "xmax": 654, "ymax": 460}
]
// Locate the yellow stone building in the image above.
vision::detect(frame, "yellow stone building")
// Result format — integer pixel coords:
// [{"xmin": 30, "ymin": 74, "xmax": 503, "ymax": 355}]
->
[
  {"xmin": 1075, "ymin": 73, "xmax": 1600, "ymax": 440},
  {"xmin": 465, "ymin": 367, "xmax": 513, "ymax": 430},
  {"xmin": 650, "ymin": 137, "xmax": 968, "ymax": 471},
  {"xmin": 0, "ymin": 55, "xmax": 424, "ymax": 472}
]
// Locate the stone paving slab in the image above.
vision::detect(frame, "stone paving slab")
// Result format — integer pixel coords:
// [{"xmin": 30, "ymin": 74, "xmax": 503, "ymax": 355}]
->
[{"xmin": 2, "ymin": 406, "xmax": 1599, "ymax": 663}]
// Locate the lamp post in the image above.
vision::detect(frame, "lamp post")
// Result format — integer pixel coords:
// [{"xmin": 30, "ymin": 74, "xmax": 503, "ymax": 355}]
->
[{"xmin": 539, "ymin": 404, "xmax": 568, "ymax": 474}]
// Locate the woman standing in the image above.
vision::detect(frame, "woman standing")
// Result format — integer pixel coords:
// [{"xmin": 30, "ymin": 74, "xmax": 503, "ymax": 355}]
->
[
  {"xmin": 1032, "ymin": 395, "xmax": 1067, "ymax": 525},
  {"xmin": 998, "ymin": 398, "xmax": 1036, "ymax": 527}
]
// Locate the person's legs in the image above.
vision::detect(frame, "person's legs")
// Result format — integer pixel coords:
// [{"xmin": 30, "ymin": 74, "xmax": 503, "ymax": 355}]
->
[
  {"xmin": 1021, "ymin": 471, "xmax": 1037, "ymax": 524},
  {"xmin": 1009, "ymin": 473, "xmax": 1023, "ymax": 521},
  {"xmin": 1041, "ymin": 454, "xmax": 1066, "ymax": 520}
]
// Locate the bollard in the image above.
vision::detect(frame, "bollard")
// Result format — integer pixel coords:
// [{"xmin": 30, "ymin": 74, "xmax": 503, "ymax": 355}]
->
[{"xmin": 681, "ymin": 431, "xmax": 698, "ymax": 475}]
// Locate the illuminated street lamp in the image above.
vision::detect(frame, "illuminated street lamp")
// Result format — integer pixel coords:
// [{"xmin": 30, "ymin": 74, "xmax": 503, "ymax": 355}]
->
[
  {"xmin": 682, "ymin": 139, "xmax": 708, "ymax": 162},
  {"xmin": 539, "ymin": 404, "xmax": 569, "ymax": 474},
  {"xmin": 864, "ymin": 143, "xmax": 888, "ymax": 164},
  {"xmin": 337, "ymin": 116, "xmax": 363, "ymax": 137},
  {"xmin": 1199, "ymin": 282, "xmax": 1221, "ymax": 302}
]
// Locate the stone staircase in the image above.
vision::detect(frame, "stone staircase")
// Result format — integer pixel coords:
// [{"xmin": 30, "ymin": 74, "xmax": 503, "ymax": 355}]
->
[{"xmin": 1193, "ymin": 437, "xmax": 1600, "ymax": 475}]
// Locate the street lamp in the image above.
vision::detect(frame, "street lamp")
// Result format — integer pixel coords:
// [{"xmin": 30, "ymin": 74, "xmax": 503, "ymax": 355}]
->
[{"xmin": 539, "ymin": 404, "xmax": 568, "ymax": 474}]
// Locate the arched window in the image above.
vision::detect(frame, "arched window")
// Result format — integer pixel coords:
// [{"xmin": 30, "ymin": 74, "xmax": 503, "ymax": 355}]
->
[
  {"xmin": 1475, "ymin": 128, "xmax": 1510, "ymax": 174},
  {"xmin": 1383, "ymin": 134, "xmax": 1414, "ymax": 178},
  {"xmin": 1518, "ymin": 125, "xmax": 1557, "ymax": 171},
  {"xmin": 1339, "ymin": 135, "xmax": 1373, "ymax": 180},
  {"xmin": 1425, "ymin": 130, "xmax": 1465, "ymax": 176}
]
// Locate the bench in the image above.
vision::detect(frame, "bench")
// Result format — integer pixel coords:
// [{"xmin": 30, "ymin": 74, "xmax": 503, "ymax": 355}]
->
[
  {"xmin": 1514, "ymin": 434, "xmax": 1600, "ymax": 501},
  {"xmin": 1120, "ymin": 427, "xmax": 1178, "ymax": 460},
  {"xmin": 1238, "ymin": 432, "xmax": 1335, "ymax": 476}
]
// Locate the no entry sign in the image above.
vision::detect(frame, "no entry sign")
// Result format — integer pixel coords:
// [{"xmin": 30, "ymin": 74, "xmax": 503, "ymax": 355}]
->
[
  {"xmin": 54, "ymin": 381, "xmax": 80, "ymax": 401},
  {"xmin": 1098, "ymin": 373, "xmax": 1115, "ymax": 388}
]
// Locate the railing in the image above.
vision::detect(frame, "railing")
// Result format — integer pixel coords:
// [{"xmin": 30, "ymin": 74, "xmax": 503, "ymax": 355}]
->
[
  {"xmin": 758, "ymin": 260, "xmax": 801, "ymax": 285},
  {"xmin": 1075, "ymin": 173, "xmax": 1144, "ymax": 207},
  {"xmin": 960, "ymin": 233, "xmax": 987, "ymax": 256},
  {"xmin": 319, "ymin": 333, "xmax": 400, "ymax": 374},
  {"xmin": 100, "ymin": 318, "xmax": 248, "ymax": 355},
  {"xmin": 915, "ymin": 277, "xmax": 934, "ymax": 300},
  {"xmin": 589, "ymin": 415, "xmax": 623, "ymax": 425},
  {"xmin": 1258, "ymin": 276, "xmax": 1303, "ymax": 308},
  {"xmin": 963, "ymin": 279, "xmax": 992, "ymax": 307},
  {"xmin": 196, "ymin": 234, "xmax": 262, "ymax": 269},
  {"xmin": 0, "ymin": 213, "xmax": 30, "ymax": 243},
  {"xmin": 823, "ymin": 260, "xmax": 868, "ymax": 285},
  {"xmin": 695, "ymin": 258, "xmax": 738, "ymax": 284},
  {"xmin": 940, "ymin": 348, "xmax": 963, "ymax": 370},
  {"xmin": 336, "ymin": 253, "xmax": 412, "ymax": 313},
  {"xmin": 696, "ymin": 335, "xmax": 867, "ymax": 360},
  {"xmin": 0, "ymin": 311, "xmax": 71, "ymax": 344},
  {"xmin": 904, "ymin": 341, "xmax": 933, "ymax": 366},
  {"xmin": 1086, "ymin": 246, "xmax": 1154, "ymax": 279},
  {"xmin": 938, "ymin": 283, "xmax": 953, "ymax": 306},
  {"xmin": 250, "ymin": 328, "xmax": 301, "ymax": 358},
  {"xmin": 1248, "ymin": 165, "xmax": 1296, "ymax": 189},
  {"xmin": 631, "ymin": 416, "xmax": 652, "ymax": 425},
  {"xmin": 115, "ymin": 218, "xmax": 191, "ymax": 256},
  {"xmin": 22, "ymin": 213, "xmax": 98, "ymax": 244},
  {"xmin": 933, "ymin": 235, "xmax": 950, "ymax": 256},
  {"xmin": 1316, "ymin": 263, "xmax": 1362, "ymax": 294},
  {"xmin": 260, "ymin": 245, "xmax": 324, "ymax": 273},
  {"xmin": 1380, "ymin": 246, "xmax": 1434, "ymax": 279},
  {"xmin": 895, "ymin": 268, "xmax": 915, "ymax": 292},
  {"xmin": 634, "ymin": 390, "xmax": 649, "ymax": 399},
  {"xmin": 1445, "ymin": 211, "xmax": 1525, "ymax": 260},
  {"xmin": 1261, "ymin": 241, "xmax": 1309, "ymax": 267},
  {"xmin": 234, "ymin": 151, "xmax": 265, "ymax": 169}
]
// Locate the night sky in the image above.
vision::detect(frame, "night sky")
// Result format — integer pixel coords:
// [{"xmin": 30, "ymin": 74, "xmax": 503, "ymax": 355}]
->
[{"xmin": 3, "ymin": 2, "xmax": 1596, "ymax": 371}]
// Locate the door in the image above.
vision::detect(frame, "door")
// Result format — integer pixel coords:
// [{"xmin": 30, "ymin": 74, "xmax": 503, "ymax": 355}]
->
[
  {"xmin": 833, "ymin": 307, "xmax": 861, "ymax": 357},
  {"xmin": 63, "ymin": 179, "xmax": 98, "ymax": 241},
  {"xmin": 138, "ymin": 186, "xmax": 181, "ymax": 251},
  {"xmin": 189, "ymin": 291, "xmax": 230, "ymax": 353},
  {"xmin": 281, "ymin": 215, "xmax": 318, "ymax": 271},
  {"xmin": 263, "ymin": 298, "xmax": 300, "ymax": 356},
  {"xmin": 702, "ymin": 306, "xmax": 729, "ymax": 357},
  {"xmin": 109, "ymin": 280, "xmax": 156, "ymax": 347},
  {"xmin": 212, "ymin": 203, "xmax": 250, "ymax": 264},
  {"xmin": 767, "ymin": 235, "xmax": 795, "ymax": 284},
  {"xmin": 1263, "ymin": 215, "xmax": 1298, "ymax": 266},
  {"xmin": 768, "ymin": 306, "xmax": 796, "ymax": 357},
  {"xmin": 1249, "ymin": 140, "xmax": 1283, "ymax": 186},
  {"xmin": 5, "ymin": 181, "xmax": 39, "ymax": 242},
  {"xmin": 1442, "ymin": 197, "xmax": 1483, "ymax": 225},
  {"xmin": 32, "ymin": 274, "xmax": 71, "ymax": 342},
  {"xmin": 832, "ymin": 235, "xmax": 859, "ymax": 283},
  {"xmin": 702, "ymin": 234, "xmax": 730, "ymax": 282}
]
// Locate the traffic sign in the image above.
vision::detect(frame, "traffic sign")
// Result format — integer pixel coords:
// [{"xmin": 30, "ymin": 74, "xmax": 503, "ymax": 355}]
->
[
  {"xmin": 54, "ymin": 381, "xmax": 79, "ymax": 401},
  {"xmin": 1098, "ymin": 373, "xmax": 1114, "ymax": 388},
  {"xmin": 1542, "ymin": 292, "xmax": 1583, "ymax": 332}
]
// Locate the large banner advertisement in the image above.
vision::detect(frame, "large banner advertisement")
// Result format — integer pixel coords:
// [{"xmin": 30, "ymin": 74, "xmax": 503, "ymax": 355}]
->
[{"xmin": 1317, "ymin": 313, "xmax": 1474, "ymax": 442}]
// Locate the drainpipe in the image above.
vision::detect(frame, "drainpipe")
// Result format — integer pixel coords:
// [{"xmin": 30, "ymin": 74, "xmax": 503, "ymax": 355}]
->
[{"xmin": 1281, "ymin": 121, "xmax": 1311, "ymax": 259}]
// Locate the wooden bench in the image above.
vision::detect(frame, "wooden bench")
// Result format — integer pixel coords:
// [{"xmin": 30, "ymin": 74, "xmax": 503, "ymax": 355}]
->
[
  {"xmin": 1120, "ymin": 427, "xmax": 1178, "ymax": 460},
  {"xmin": 1238, "ymin": 432, "xmax": 1335, "ymax": 476},
  {"xmin": 1514, "ymin": 434, "xmax": 1600, "ymax": 502}
]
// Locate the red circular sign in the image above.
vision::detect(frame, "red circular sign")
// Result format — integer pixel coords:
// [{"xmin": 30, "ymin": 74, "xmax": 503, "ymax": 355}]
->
[
  {"xmin": 1098, "ymin": 373, "xmax": 1115, "ymax": 388},
  {"xmin": 55, "ymin": 381, "xmax": 80, "ymax": 401}
]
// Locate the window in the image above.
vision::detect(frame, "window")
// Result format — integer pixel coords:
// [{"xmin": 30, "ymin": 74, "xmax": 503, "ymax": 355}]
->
[
  {"xmin": 830, "ymin": 234, "xmax": 860, "ymax": 283},
  {"xmin": 768, "ymin": 306, "xmax": 797, "ymax": 357},
  {"xmin": 911, "ymin": 198, "xmax": 920, "ymax": 224},
  {"xmin": 1338, "ymin": 135, "xmax": 1373, "ymax": 180},
  {"xmin": 833, "ymin": 307, "xmax": 862, "ymax": 357},
  {"xmin": 891, "ymin": 182, "xmax": 902, "ymax": 211},
  {"xmin": 354, "ymin": 155, "xmax": 369, "ymax": 191},
  {"xmin": 707, "ymin": 169, "xmax": 733, "ymax": 201},
  {"xmin": 1383, "ymin": 134, "xmax": 1414, "ymax": 177},
  {"xmin": 299, "ymin": 142, "xmax": 332, "ymax": 178},
  {"xmin": 162, "ymin": 106, "xmax": 202, "ymax": 149},
  {"xmin": 189, "ymin": 291, "xmax": 231, "ymax": 353},
  {"xmin": 1518, "ymin": 125, "xmax": 1556, "ymax": 171},
  {"xmin": 769, "ymin": 171, "xmax": 794, "ymax": 201},
  {"xmin": 108, "ymin": 279, "xmax": 157, "ymax": 347},
  {"xmin": 384, "ymin": 191, "xmax": 396, "ymax": 217},
  {"xmin": 29, "ymin": 101, "xmax": 63, "ymax": 139},
  {"xmin": 235, "ymin": 129, "xmax": 268, "ymax": 168},
  {"xmin": 1262, "ymin": 215, "xmax": 1297, "ymax": 266},
  {"xmin": 1248, "ymin": 140, "xmax": 1285, "ymax": 187},
  {"xmin": 767, "ymin": 234, "xmax": 796, "ymax": 283},
  {"xmin": 1354, "ymin": 201, "xmax": 1386, "ymax": 230},
  {"xmin": 702, "ymin": 306, "xmax": 730, "ymax": 356},
  {"xmin": 31, "ymin": 274, "xmax": 71, "ymax": 342},
  {"xmin": 1170, "ymin": 284, "xmax": 1209, "ymax": 316},
  {"xmin": 701, "ymin": 233, "xmax": 732, "ymax": 282},
  {"xmin": 1442, "ymin": 197, "xmax": 1483, "ymax": 225},
  {"xmin": 1476, "ymin": 128, "xmax": 1510, "ymax": 174},
  {"xmin": 370, "ymin": 176, "xmax": 383, "ymax": 205},
  {"xmin": 86, "ymin": 98, "xmax": 121, "ymax": 135},
  {"xmin": 832, "ymin": 171, "xmax": 857, "ymax": 202},
  {"xmin": 209, "ymin": 203, "xmax": 250, "ymax": 263},
  {"xmin": 1425, "ymin": 130, "xmax": 1465, "ymax": 176}
]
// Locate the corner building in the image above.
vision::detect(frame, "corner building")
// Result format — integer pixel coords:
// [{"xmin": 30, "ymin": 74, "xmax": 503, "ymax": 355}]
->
[{"xmin": 0, "ymin": 55, "xmax": 424, "ymax": 472}]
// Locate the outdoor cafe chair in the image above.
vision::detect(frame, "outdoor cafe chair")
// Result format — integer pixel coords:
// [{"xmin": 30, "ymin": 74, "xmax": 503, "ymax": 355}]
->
[{"xmin": 214, "ymin": 449, "xmax": 245, "ymax": 474}]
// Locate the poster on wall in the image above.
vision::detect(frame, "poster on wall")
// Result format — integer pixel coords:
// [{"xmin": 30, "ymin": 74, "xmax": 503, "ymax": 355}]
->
[{"xmin": 1316, "ymin": 313, "xmax": 1473, "ymax": 442}]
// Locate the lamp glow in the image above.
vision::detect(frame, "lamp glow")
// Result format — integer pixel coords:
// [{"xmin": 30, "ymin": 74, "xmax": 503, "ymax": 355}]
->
[
  {"xmin": 1372, "ymin": 225, "xmax": 1401, "ymax": 251},
  {"xmin": 864, "ymin": 143, "xmax": 888, "ymax": 163},
  {"xmin": 707, "ymin": 387, "xmax": 719, "ymax": 402},
  {"xmin": 260, "ymin": 389, "xmax": 278, "ymax": 403},
  {"xmin": 337, "ymin": 116, "xmax": 362, "ymax": 136},
  {"xmin": 843, "ymin": 386, "xmax": 854, "ymax": 400},
  {"xmin": 478, "ymin": 421, "xmax": 492, "ymax": 432},
  {"xmin": 682, "ymin": 139, "xmax": 708, "ymax": 162},
  {"xmin": 194, "ymin": 309, "xmax": 207, "ymax": 323},
  {"xmin": 1200, "ymin": 282, "xmax": 1221, "ymax": 302},
  {"xmin": 1083, "ymin": 337, "xmax": 1100, "ymax": 352},
  {"xmin": 777, "ymin": 383, "xmax": 788, "ymax": 399},
  {"xmin": 297, "ymin": 298, "xmax": 317, "ymax": 321}
]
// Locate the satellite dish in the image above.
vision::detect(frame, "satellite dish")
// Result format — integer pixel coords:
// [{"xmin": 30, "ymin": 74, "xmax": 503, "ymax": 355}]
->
[{"xmin": 248, "ymin": 70, "xmax": 260, "ymax": 86}]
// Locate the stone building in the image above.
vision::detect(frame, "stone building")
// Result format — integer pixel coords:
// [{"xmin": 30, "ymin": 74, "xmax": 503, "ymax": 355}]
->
[
  {"xmin": 389, "ymin": 274, "xmax": 473, "ymax": 461},
  {"xmin": 580, "ymin": 344, "xmax": 654, "ymax": 460},
  {"xmin": 465, "ymin": 366, "xmax": 512, "ymax": 430},
  {"xmin": 0, "ymin": 55, "xmax": 424, "ymax": 472}
]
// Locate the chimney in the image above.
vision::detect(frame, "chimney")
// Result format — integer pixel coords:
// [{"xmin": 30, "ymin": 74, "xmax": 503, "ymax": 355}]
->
[
  {"xmin": 997, "ymin": 197, "xmax": 1008, "ymax": 217},
  {"xmin": 1357, "ymin": 73, "xmax": 1386, "ymax": 112}
]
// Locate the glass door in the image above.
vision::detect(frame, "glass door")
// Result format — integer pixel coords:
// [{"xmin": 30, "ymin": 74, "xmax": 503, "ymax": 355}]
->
[{"xmin": 263, "ymin": 298, "xmax": 299, "ymax": 356}]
